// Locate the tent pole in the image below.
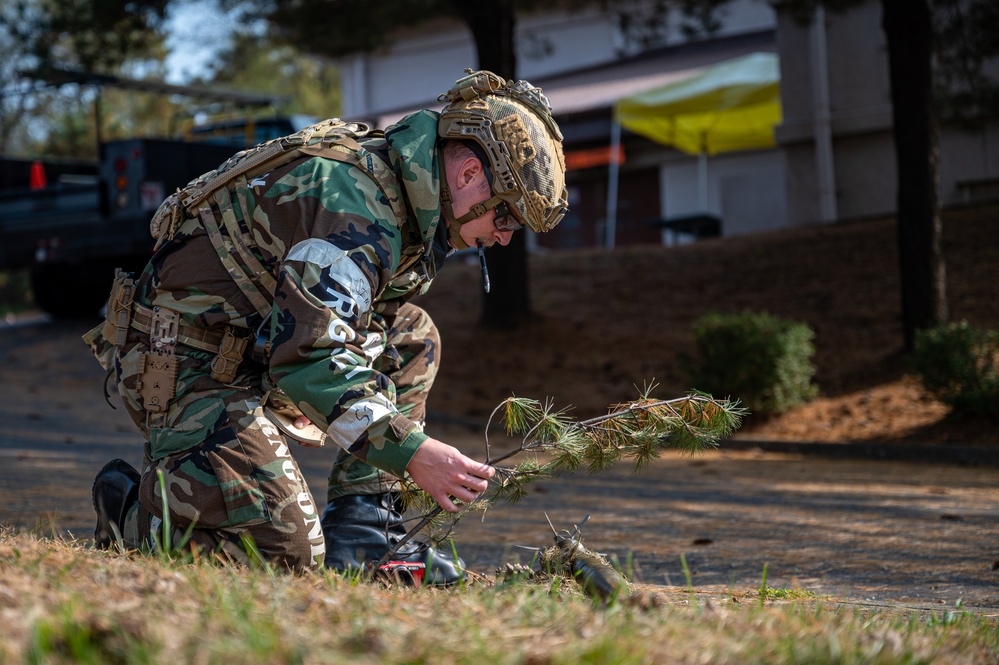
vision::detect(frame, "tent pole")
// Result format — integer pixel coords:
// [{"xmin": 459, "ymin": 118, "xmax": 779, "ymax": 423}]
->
[
  {"xmin": 605, "ymin": 120, "xmax": 621, "ymax": 249},
  {"xmin": 811, "ymin": 6, "xmax": 838, "ymax": 222},
  {"xmin": 697, "ymin": 130, "xmax": 709, "ymax": 211},
  {"xmin": 698, "ymin": 151, "xmax": 708, "ymax": 211}
]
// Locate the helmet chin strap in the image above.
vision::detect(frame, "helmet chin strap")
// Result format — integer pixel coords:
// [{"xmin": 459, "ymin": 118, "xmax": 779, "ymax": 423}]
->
[
  {"xmin": 441, "ymin": 183, "xmax": 509, "ymax": 253},
  {"xmin": 438, "ymin": 148, "xmax": 506, "ymax": 269},
  {"xmin": 445, "ymin": 209, "xmax": 471, "ymax": 251},
  {"xmin": 439, "ymin": 164, "xmax": 491, "ymax": 293},
  {"xmin": 438, "ymin": 163, "xmax": 471, "ymax": 252}
]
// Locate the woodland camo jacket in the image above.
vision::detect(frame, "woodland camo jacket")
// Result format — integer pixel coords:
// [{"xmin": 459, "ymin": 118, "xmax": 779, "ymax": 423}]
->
[{"xmin": 131, "ymin": 110, "xmax": 449, "ymax": 479}]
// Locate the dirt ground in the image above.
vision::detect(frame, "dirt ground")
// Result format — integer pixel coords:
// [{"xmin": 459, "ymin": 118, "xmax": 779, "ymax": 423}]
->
[
  {"xmin": 0, "ymin": 204, "xmax": 997, "ymax": 609},
  {"xmin": 416, "ymin": 203, "xmax": 999, "ymax": 447}
]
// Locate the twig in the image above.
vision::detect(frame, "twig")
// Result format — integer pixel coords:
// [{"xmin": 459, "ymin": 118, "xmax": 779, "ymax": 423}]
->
[{"xmin": 367, "ymin": 389, "xmax": 744, "ymax": 578}]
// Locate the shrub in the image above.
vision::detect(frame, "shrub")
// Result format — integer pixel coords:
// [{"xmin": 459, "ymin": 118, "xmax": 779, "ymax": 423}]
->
[
  {"xmin": 912, "ymin": 321, "xmax": 999, "ymax": 418},
  {"xmin": 680, "ymin": 311, "xmax": 818, "ymax": 416},
  {"xmin": 0, "ymin": 269, "xmax": 32, "ymax": 316}
]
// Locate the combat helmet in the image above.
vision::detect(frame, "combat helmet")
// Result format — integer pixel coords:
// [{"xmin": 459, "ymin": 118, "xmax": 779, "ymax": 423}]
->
[{"xmin": 438, "ymin": 69, "xmax": 568, "ymax": 245}]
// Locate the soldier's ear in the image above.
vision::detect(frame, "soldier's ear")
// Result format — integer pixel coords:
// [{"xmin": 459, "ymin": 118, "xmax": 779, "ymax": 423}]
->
[{"xmin": 455, "ymin": 156, "xmax": 484, "ymax": 190}]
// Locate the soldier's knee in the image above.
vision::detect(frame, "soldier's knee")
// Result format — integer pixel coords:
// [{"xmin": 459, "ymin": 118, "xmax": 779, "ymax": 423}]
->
[
  {"xmin": 242, "ymin": 515, "xmax": 325, "ymax": 572},
  {"xmin": 265, "ymin": 533, "xmax": 326, "ymax": 572},
  {"xmin": 292, "ymin": 540, "xmax": 326, "ymax": 571}
]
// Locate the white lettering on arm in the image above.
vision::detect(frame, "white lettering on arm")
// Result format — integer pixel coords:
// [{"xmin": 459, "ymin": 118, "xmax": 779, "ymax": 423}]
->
[
  {"xmin": 326, "ymin": 394, "xmax": 395, "ymax": 452},
  {"xmin": 286, "ymin": 238, "xmax": 373, "ymax": 313}
]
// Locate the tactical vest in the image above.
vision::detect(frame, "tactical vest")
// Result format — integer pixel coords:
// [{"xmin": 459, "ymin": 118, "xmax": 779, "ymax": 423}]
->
[
  {"xmin": 149, "ymin": 118, "xmax": 412, "ymax": 322},
  {"xmin": 88, "ymin": 119, "xmax": 425, "ymax": 430}
]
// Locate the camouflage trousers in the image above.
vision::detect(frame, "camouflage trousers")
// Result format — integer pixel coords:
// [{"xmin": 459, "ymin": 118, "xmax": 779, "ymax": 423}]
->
[
  {"xmin": 116, "ymin": 386, "xmax": 325, "ymax": 570},
  {"xmin": 112, "ymin": 302, "xmax": 438, "ymax": 569}
]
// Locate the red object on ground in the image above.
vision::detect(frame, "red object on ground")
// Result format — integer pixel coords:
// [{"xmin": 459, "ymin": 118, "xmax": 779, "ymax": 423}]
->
[
  {"xmin": 29, "ymin": 161, "xmax": 47, "ymax": 190},
  {"xmin": 378, "ymin": 561, "xmax": 426, "ymax": 585}
]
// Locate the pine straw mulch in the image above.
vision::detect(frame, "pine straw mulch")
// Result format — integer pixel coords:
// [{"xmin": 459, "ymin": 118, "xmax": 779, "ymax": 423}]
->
[{"xmin": 415, "ymin": 203, "xmax": 999, "ymax": 448}]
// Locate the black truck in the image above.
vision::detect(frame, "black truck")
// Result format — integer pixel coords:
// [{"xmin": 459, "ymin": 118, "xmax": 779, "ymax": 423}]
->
[{"xmin": 0, "ymin": 116, "xmax": 308, "ymax": 317}]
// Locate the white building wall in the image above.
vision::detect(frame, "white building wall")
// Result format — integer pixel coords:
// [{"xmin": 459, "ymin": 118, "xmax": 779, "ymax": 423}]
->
[
  {"xmin": 776, "ymin": 0, "xmax": 999, "ymax": 225},
  {"xmin": 339, "ymin": 0, "xmax": 778, "ymax": 120},
  {"xmin": 339, "ymin": 13, "xmax": 618, "ymax": 121},
  {"xmin": 775, "ymin": 2, "xmax": 895, "ymax": 225},
  {"xmin": 336, "ymin": 1, "xmax": 789, "ymax": 245},
  {"xmin": 336, "ymin": 0, "xmax": 999, "ymax": 244},
  {"xmin": 940, "ymin": 121, "xmax": 999, "ymax": 203},
  {"xmin": 658, "ymin": 150, "xmax": 787, "ymax": 236}
]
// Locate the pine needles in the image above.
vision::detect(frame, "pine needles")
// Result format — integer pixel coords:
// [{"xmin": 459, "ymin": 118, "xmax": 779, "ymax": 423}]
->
[
  {"xmin": 378, "ymin": 384, "xmax": 746, "ymax": 570},
  {"xmin": 486, "ymin": 387, "xmax": 745, "ymax": 506}
]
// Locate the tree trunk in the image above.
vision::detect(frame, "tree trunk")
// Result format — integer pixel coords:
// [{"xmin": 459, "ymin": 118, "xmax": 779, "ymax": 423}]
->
[
  {"xmin": 454, "ymin": 0, "xmax": 532, "ymax": 330},
  {"xmin": 881, "ymin": 0, "xmax": 947, "ymax": 351}
]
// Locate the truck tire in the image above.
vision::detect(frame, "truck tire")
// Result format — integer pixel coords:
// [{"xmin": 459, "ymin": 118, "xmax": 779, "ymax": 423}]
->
[{"xmin": 30, "ymin": 262, "xmax": 117, "ymax": 319}]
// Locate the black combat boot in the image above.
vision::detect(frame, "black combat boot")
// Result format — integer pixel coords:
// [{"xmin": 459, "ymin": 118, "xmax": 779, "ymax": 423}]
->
[
  {"xmin": 92, "ymin": 458, "xmax": 140, "ymax": 549},
  {"xmin": 321, "ymin": 493, "xmax": 466, "ymax": 586}
]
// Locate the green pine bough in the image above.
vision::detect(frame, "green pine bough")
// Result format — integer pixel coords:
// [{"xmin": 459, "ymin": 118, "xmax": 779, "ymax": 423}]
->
[{"xmin": 373, "ymin": 386, "xmax": 747, "ymax": 574}]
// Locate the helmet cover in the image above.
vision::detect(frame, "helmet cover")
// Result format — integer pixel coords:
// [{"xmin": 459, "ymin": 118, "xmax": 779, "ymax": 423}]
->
[{"xmin": 438, "ymin": 69, "xmax": 568, "ymax": 233}]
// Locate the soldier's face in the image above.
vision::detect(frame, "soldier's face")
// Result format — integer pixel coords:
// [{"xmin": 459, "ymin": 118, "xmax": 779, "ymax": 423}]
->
[
  {"xmin": 458, "ymin": 213, "xmax": 515, "ymax": 248},
  {"xmin": 447, "ymin": 153, "xmax": 516, "ymax": 248}
]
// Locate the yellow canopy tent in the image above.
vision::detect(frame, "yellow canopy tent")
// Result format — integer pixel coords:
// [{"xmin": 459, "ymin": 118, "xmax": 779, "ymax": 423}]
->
[
  {"xmin": 614, "ymin": 51, "xmax": 782, "ymax": 156},
  {"xmin": 603, "ymin": 52, "xmax": 782, "ymax": 245}
]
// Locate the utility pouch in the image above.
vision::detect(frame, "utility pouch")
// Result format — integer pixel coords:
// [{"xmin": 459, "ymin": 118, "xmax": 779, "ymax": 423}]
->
[
  {"xmin": 101, "ymin": 269, "xmax": 135, "ymax": 348},
  {"xmin": 82, "ymin": 323, "xmax": 115, "ymax": 374},
  {"xmin": 149, "ymin": 191, "xmax": 185, "ymax": 251},
  {"xmin": 210, "ymin": 326, "xmax": 249, "ymax": 384},
  {"xmin": 138, "ymin": 306, "xmax": 179, "ymax": 429}
]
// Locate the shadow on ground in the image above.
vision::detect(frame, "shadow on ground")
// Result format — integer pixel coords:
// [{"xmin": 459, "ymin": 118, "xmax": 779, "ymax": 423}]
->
[{"xmin": 1, "ymin": 310, "xmax": 997, "ymax": 613}]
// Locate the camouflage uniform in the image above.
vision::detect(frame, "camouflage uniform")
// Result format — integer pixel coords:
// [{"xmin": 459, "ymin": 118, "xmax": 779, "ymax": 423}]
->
[{"xmin": 87, "ymin": 111, "xmax": 452, "ymax": 569}]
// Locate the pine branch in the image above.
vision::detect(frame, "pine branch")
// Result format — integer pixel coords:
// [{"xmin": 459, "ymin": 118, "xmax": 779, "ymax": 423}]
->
[{"xmin": 369, "ymin": 385, "xmax": 746, "ymax": 576}]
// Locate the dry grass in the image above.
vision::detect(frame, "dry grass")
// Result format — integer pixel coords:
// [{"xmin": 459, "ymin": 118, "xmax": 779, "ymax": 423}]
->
[{"xmin": 1, "ymin": 528, "xmax": 996, "ymax": 664}]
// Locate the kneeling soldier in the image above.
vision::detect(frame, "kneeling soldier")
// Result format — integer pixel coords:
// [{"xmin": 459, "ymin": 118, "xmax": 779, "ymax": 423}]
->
[{"xmin": 86, "ymin": 70, "xmax": 568, "ymax": 583}]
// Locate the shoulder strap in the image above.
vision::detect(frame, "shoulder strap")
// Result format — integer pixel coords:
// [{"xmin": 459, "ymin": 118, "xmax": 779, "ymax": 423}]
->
[{"xmin": 197, "ymin": 193, "xmax": 274, "ymax": 321}]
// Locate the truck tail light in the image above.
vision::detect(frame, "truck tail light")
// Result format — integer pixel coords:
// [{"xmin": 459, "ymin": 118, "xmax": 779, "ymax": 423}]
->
[{"xmin": 113, "ymin": 155, "xmax": 130, "ymax": 208}]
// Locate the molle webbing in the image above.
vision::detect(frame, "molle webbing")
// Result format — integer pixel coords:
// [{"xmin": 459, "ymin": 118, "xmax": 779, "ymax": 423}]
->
[
  {"xmin": 177, "ymin": 120, "xmax": 369, "ymax": 212},
  {"xmin": 131, "ymin": 303, "xmax": 225, "ymax": 353},
  {"xmin": 102, "ymin": 269, "xmax": 135, "ymax": 347},
  {"xmin": 129, "ymin": 302, "xmax": 249, "ymax": 385},
  {"xmin": 196, "ymin": 188, "xmax": 274, "ymax": 322},
  {"xmin": 169, "ymin": 120, "xmax": 407, "ymax": 228},
  {"xmin": 150, "ymin": 119, "xmax": 408, "ymax": 322}
]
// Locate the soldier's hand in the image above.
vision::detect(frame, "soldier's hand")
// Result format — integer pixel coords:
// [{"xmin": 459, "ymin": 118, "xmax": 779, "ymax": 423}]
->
[{"xmin": 406, "ymin": 438, "xmax": 495, "ymax": 513}]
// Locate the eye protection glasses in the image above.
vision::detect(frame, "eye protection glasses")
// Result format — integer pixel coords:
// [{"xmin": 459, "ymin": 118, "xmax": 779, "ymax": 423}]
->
[{"xmin": 492, "ymin": 201, "xmax": 523, "ymax": 232}]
